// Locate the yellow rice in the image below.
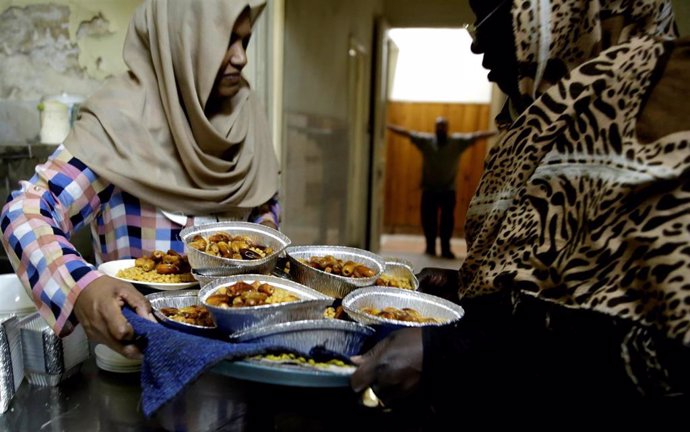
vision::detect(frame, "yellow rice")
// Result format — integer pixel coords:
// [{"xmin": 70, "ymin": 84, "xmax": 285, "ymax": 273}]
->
[{"xmin": 115, "ymin": 266, "xmax": 195, "ymax": 283}]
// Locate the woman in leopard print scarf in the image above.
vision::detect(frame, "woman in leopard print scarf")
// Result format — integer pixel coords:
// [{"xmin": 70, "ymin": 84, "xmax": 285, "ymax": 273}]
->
[{"xmin": 351, "ymin": 0, "xmax": 690, "ymax": 425}]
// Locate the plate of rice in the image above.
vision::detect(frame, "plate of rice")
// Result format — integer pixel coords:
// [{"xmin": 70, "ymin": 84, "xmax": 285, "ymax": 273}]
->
[{"xmin": 98, "ymin": 259, "xmax": 198, "ymax": 291}]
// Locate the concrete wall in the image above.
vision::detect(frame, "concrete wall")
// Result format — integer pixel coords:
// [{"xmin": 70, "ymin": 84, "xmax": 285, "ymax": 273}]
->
[
  {"xmin": 383, "ymin": 0, "xmax": 473, "ymax": 28},
  {"xmin": 672, "ymin": 0, "xmax": 690, "ymax": 36},
  {"xmin": 283, "ymin": 0, "xmax": 382, "ymax": 119},
  {"xmin": 281, "ymin": 0, "xmax": 384, "ymax": 246},
  {"xmin": 0, "ymin": 0, "xmax": 142, "ymax": 146}
]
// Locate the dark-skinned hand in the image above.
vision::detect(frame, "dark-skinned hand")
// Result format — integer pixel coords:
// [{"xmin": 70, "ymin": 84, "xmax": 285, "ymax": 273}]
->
[
  {"xmin": 416, "ymin": 267, "xmax": 460, "ymax": 303},
  {"xmin": 73, "ymin": 275, "xmax": 155, "ymax": 359},
  {"xmin": 350, "ymin": 328, "xmax": 423, "ymax": 407}
]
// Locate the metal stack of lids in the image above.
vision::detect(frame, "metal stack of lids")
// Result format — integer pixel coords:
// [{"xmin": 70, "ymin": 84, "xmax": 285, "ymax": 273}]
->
[
  {"xmin": 18, "ymin": 313, "xmax": 89, "ymax": 387},
  {"xmin": 0, "ymin": 316, "xmax": 23, "ymax": 413}
]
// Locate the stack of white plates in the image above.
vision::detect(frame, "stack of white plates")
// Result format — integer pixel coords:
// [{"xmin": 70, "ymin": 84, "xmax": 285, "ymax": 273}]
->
[
  {"xmin": 0, "ymin": 274, "xmax": 37, "ymax": 317},
  {"xmin": 94, "ymin": 345, "xmax": 142, "ymax": 374}
]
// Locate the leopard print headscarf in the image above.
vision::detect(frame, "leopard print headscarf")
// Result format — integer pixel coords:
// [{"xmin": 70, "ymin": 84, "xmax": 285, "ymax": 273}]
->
[
  {"xmin": 461, "ymin": 0, "xmax": 689, "ymax": 391},
  {"xmin": 514, "ymin": 0, "xmax": 676, "ymax": 107}
]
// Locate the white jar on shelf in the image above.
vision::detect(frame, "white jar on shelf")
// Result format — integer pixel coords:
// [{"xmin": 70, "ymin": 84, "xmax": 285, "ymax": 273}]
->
[{"xmin": 38, "ymin": 92, "xmax": 85, "ymax": 145}]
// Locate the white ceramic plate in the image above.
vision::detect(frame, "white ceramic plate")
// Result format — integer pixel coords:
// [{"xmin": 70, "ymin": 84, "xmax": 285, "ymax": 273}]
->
[
  {"xmin": 97, "ymin": 259, "xmax": 198, "ymax": 291},
  {"xmin": 95, "ymin": 358, "xmax": 141, "ymax": 374},
  {"xmin": 94, "ymin": 344, "xmax": 142, "ymax": 373},
  {"xmin": 94, "ymin": 344, "xmax": 142, "ymax": 365}
]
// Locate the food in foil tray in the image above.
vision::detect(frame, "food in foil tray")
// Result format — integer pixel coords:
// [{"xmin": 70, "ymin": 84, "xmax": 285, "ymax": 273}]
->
[
  {"xmin": 206, "ymin": 281, "xmax": 299, "ymax": 308},
  {"xmin": 374, "ymin": 273, "xmax": 413, "ymax": 290},
  {"xmin": 360, "ymin": 306, "xmax": 440, "ymax": 324},
  {"xmin": 187, "ymin": 232, "xmax": 274, "ymax": 260},
  {"xmin": 247, "ymin": 353, "xmax": 353, "ymax": 371},
  {"xmin": 323, "ymin": 305, "xmax": 345, "ymax": 319},
  {"xmin": 159, "ymin": 304, "xmax": 215, "ymax": 327},
  {"xmin": 302, "ymin": 255, "xmax": 376, "ymax": 278}
]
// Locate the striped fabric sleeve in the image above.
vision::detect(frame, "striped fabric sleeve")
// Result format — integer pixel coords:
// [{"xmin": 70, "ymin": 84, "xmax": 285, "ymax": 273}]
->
[
  {"xmin": 0, "ymin": 146, "xmax": 113, "ymax": 336},
  {"xmin": 249, "ymin": 193, "xmax": 281, "ymax": 228}
]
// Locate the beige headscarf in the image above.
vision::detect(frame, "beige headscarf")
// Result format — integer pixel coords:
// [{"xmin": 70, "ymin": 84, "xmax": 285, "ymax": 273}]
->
[{"xmin": 64, "ymin": 0, "xmax": 279, "ymax": 215}]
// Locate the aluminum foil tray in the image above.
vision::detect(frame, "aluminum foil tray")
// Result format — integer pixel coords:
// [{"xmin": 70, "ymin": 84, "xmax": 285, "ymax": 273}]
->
[
  {"xmin": 0, "ymin": 315, "xmax": 22, "ymax": 413},
  {"xmin": 342, "ymin": 287, "xmax": 464, "ymax": 329},
  {"xmin": 285, "ymin": 245, "xmax": 385, "ymax": 299},
  {"xmin": 190, "ymin": 262, "xmax": 296, "ymax": 287},
  {"xmin": 25, "ymin": 365, "xmax": 82, "ymax": 387},
  {"xmin": 199, "ymin": 274, "xmax": 334, "ymax": 335},
  {"xmin": 180, "ymin": 222, "xmax": 291, "ymax": 275},
  {"xmin": 18, "ymin": 313, "xmax": 89, "ymax": 387},
  {"xmin": 146, "ymin": 289, "xmax": 217, "ymax": 336},
  {"xmin": 372, "ymin": 258, "xmax": 419, "ymax": 291},
  {"xmin": 191, "ymin": 268, "xmax": 227, "ymax": 287},
  {"xmin": 229, "ymin": 319, "xmax": 374, "ymax": 358}
]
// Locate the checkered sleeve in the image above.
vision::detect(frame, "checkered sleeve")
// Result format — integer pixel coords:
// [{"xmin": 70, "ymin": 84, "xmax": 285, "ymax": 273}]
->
[
  {"xmin": 0, "ymin": 146, "xmax": 114, "ymax": 336},
  {"xmin": 249, "ymin": 193, "xmax": 281, "ymax": 228}
]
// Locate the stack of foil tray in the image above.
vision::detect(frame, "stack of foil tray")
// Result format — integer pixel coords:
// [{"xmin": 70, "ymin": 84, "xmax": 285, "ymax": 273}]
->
[
  {"xmin": 19, "ymin": 313, "xmax": 89, "ymax": 387},
  {"xmin": 0, "ymin": 315, "xmax": 23, "ymax": 413}
]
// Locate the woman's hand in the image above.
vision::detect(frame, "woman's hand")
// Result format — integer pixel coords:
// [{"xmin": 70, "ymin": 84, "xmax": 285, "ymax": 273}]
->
[
  {"xmin": 416, "ymin": 267, "xmax": 460, "ymax": 303},
  {"xmin": 350, "ymin": 328, "xmax": 423, "ymax": 407},
  {"xmin": 73, "ymin": 275, "xmax": 155, "ymax": 359}
]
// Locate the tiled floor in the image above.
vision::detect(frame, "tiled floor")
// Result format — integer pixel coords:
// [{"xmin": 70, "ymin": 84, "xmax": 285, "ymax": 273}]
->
[{"xmin": 378, "ymin": 234, "xmax": 466, "ymax": 273}]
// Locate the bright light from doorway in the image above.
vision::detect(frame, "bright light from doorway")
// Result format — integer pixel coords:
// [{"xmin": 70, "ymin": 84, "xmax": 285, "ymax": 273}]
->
[{"xmin": 388, "ymin": 28, "xmax": 491, "ymax": 103}]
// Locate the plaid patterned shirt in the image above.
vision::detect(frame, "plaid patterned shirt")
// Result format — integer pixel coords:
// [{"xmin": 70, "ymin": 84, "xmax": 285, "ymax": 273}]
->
[{"xmin": 1, "ymin": 146, "xmax": 280, "ymax": 335}]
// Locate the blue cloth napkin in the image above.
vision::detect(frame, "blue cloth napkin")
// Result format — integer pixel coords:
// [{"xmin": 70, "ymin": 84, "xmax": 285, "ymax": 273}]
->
[{"xmin": 122, "ymin": 308, "xmax": 274, "ymax": 417}]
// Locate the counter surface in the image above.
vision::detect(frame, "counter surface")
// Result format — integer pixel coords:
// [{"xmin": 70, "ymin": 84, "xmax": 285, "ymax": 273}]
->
[{"xmin": 0, "ymin": 356, "xmax": 425, "ymax": 431}]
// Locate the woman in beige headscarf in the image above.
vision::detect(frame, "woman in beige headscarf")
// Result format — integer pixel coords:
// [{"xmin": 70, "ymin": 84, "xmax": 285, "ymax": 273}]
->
[
  {"xmin": 351, "ymin": 0, "xmax": 690, "ymax": 424},
  {"xmin": 0, "ymin": 0, "xmax": 278, "ymax": 358}
]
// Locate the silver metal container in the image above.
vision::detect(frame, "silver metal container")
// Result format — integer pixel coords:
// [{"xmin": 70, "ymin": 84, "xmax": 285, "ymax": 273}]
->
[
  {"xmin": 199, "ymin": 274, "xmax": 334, "ymax": 335},
  {"xmin": 180, "ymin": 222, "xmax": 291, "ymax": 275},
  {"xmin": 0, "ymin": 315, "xmax": 22, "ymax": 413},
  {"xmin": 192, "ymin": 262, "xmax": 293, "ymax": 287},
  {"xmin": 146, "ymin": 289, "xmax": 217, "ymax": 336},
  {"xmin": 191, "ymin": 268, "xmax": 228, "ymax": 287},
  {"xmin": 229, "ymin": 319, "xmax": 374, "ymax": 357},
  {"xmin": 19, "ymin": 313, "xmax": 89, "ymax": 386},
  {"xmin": 342, "ymin": 287, "xmax": 464, "ymax": 329},
  {"xmin": 372, "ymin": 258, "xmax": 419, "ymax": 291},
  {"xmin": 285, "ymin": 245, "xmax": 385, "ymax": 298}
]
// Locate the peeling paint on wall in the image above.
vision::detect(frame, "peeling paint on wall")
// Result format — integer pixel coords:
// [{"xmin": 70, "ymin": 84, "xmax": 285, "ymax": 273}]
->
[
  {"xmin": 0, "ymin": 0, "xmax": 141, "ymax": 91},
  {"xmin": 0, "ymin": 4, "xmax": 88, "ymax": 99},
  {"xmin": 0, "ymin": 0, "xmax": 141, "ymax": 145},
  {"xmin": 65, "ymin": 0, "xmax": 143, "ymax": 79},
  {"xmin": 77, "ymin": 12, "xmax": 112, "ymax": 39}
]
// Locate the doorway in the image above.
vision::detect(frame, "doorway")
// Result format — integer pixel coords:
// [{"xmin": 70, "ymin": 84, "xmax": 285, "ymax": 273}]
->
[{"xmin": 370, "ymin": 27, "xmax": 495, "ymax": 269}]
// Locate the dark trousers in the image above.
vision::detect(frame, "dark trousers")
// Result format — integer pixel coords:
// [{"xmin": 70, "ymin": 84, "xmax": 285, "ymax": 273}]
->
[{"xmin": 420, "ymin": 189, "xmax": 456, "ymax": 255}]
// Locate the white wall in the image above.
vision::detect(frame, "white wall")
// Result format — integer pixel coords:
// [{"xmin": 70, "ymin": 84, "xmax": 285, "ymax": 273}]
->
[{"xmin": 388, "ymin": 28, "xmax": 491, "ymax": 103}]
